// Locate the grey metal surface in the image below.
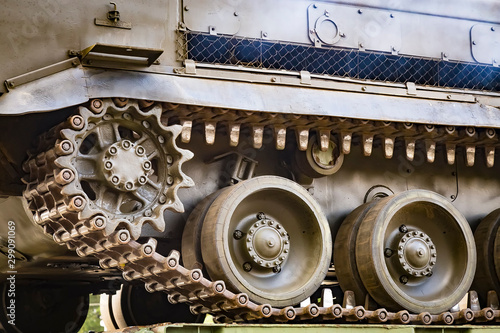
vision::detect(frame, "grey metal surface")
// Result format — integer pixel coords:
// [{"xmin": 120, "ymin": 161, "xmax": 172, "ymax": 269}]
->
[
  {"xmin": 2, "ymin": 66, "xmax": 500, "ymax": 128},
  {"xmin": 471, "ymin": 23, "xmax": 500, "ymax": 65}
]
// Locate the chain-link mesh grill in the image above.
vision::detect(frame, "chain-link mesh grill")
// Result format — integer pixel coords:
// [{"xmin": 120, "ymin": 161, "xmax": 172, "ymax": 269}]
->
[{"xmin": 178, "ymin": 32, "xmax": 500, "ymax": 92}]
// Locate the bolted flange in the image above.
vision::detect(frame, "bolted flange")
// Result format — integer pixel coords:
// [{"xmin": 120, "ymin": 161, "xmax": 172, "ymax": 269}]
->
[
  {"xmin": 398, "ymin": 230, "xmax": 437, "ymax": 277},
  {"xmin": 246, "ymin": 217, "xmax": 290, "ymax": 269}
]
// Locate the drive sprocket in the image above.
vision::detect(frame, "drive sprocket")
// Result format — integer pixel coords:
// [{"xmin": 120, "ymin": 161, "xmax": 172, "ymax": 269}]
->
[{"xmin": 23, "ymin": 98, "xmax": 193, "ymax": 240}]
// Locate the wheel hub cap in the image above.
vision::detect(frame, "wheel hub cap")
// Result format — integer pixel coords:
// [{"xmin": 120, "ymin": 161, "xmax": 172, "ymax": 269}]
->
[
  {"xmin": 246, "ymin": 219, "xmax": 290, "ymax": 268},
  {"xmin": 398, "ymin": 230, "xmax": 437, "ymax": 277},
  {"xmin": 101, "ymin": 139, "xmax": 151, "ymax": 191}
]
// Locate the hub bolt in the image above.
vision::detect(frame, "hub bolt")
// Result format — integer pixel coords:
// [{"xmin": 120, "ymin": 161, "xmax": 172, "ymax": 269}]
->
[
  {"xmin": 122, "ymin": 140, "xmax": 131, "ymax": 149},
  {"xmin": 233, "ymin": 230, "xmax": 244, "ymax": 240},
  {"xmin": 136, "ymin": 146, "xmax": 145, "ymax": 155},
  {"xmin": 243, "ymin": 262, "xmax": 252, "ymax": 272},
  {"xmin": 111, "ymin": 175, "xmax": 120, "ymax": 185}
]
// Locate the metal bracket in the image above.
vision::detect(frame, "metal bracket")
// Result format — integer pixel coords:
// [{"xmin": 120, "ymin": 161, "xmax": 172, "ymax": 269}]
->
[
  {"xmin": 206, "ymin": 152, "xmax": 258, "ymax": 185},
  {"xmin": 300, "ymin": 71, "xmax": 312, "ymax": 85},
  {"xmin": 184, "ymin": 59, "xmax": 197, "ymax": 74},
  {"xmin": 4, "ymin": 57, "xmax": 80, "ymax": 91},
  {"xmin": 80, "ymin": 44, "xmax": 163, "ymax": 67},
  {"xmin": 94, "ymin": 2, "xmax": 132, "ymax": 30},
  {"xmin": 406, "ymin": 82, "xmax": 417, "ymax": 95}
]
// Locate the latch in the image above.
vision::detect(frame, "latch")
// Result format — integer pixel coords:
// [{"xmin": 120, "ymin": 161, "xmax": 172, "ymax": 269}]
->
[{"xmin": 95, "ymin": 2, "xmax": 132, "ymax": 30}]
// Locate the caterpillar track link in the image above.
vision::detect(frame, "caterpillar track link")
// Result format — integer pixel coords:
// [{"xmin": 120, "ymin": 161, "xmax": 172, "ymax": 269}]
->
[{"xmin": 20, "ymin": 98, "xmax": 500, "ymax": 326}]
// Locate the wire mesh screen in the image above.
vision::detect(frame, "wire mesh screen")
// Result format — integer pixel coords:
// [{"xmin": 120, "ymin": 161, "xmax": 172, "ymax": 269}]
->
[{"xmin": 178, "ymin": 32, "xmax": 500, "ymax": 92}]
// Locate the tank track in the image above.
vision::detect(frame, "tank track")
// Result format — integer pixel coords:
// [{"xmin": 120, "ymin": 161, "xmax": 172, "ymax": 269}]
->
[{"xmin": 22, "ymin": 98, "xmax": 500, "ymax": 326}]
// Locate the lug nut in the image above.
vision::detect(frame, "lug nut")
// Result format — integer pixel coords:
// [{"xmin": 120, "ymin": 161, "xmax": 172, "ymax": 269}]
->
[
  {"xmin": 257, "ymin": 212, "xmax": 266, "ymax": 220},
  {"xmin": 143, "ymin": 161, "xmax": 151, "ymax": 170},
  {"xmin": 273, "ymin": 265, "xmax": 281, "ymax": 273},
  {"xmin": 384, "ymin": 248, "xmax": 394, "ymax": 258},
  {"xmin": 399, "ymin": 275, "xmax": 409, "ymax": 284},
  {"xmin": 399, "ymin": 224, "xmax": 408, "ymax": 233},
  {"xmin": 125, "ymin": 182, "xmax": 134, "ymax": 190},
  {"xmin": 109, "ymin": 146, "xmax": 118, "ymax": 155},
  {"xmin": 138, "ymin": 176, "xmax": 147, "ymax": 184},
  {"xmin": 166, "ymin": 155, "xmax": 173, "ymax": 164},
  {"xmin": 104, "ymin": 161, "xmax": 113, "ymax": 170},
  {"xmin": 233, "ymin": 230, "xmax": 243, "ymax": 240},
  {"xmin": 243, "ymin": 262, "xmax": 252, "ymax": 272}
]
